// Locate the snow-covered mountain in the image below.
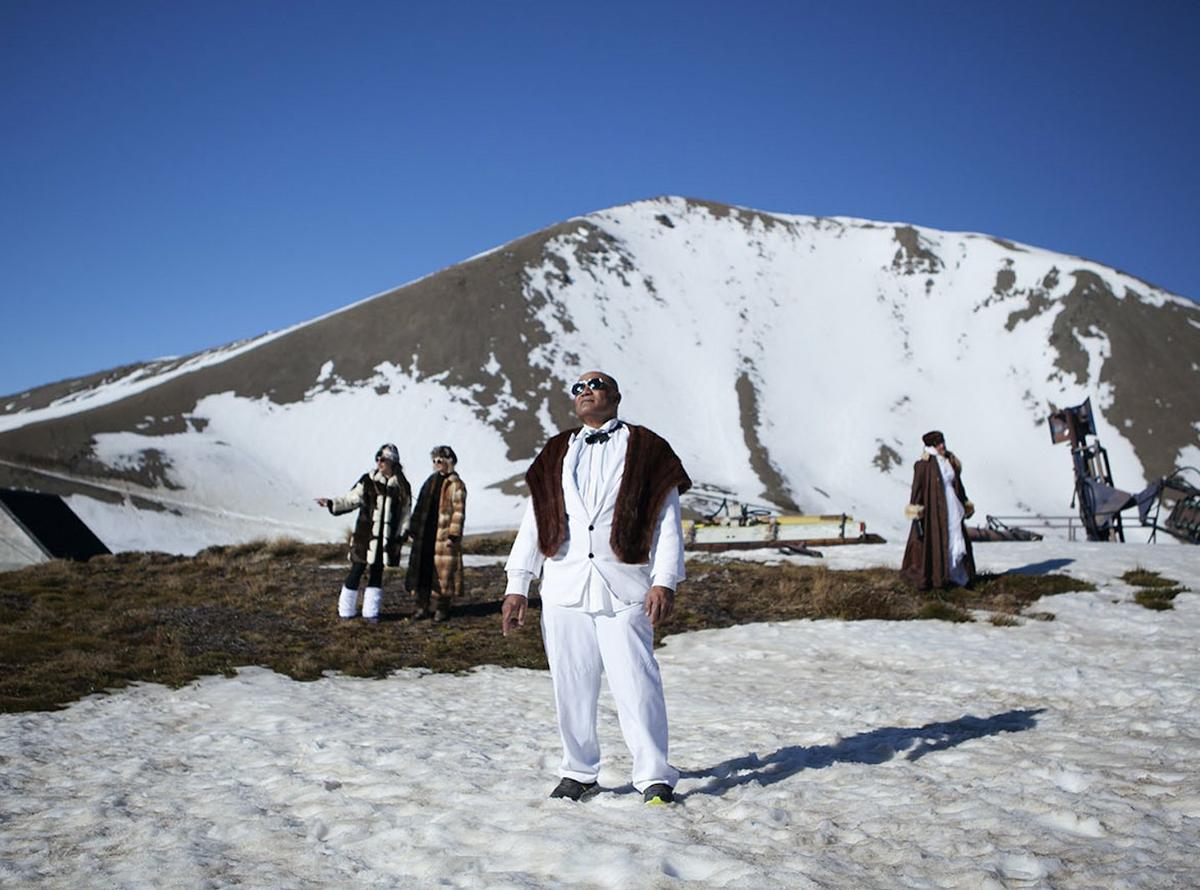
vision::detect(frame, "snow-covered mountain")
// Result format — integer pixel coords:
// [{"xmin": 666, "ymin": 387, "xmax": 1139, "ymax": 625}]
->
[{"xmin": 2, "ymin": 196, "xmax": 1198, "ymax": 554}]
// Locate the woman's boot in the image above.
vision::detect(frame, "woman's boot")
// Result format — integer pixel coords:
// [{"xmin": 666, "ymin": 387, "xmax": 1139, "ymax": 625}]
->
[
  {"xmin": 337, "ymin": 586, "xmax": 359, "ymax": 619},
  {"xmin": 362, "ymin": 587, "xmax": 383, "ymax": 623}
]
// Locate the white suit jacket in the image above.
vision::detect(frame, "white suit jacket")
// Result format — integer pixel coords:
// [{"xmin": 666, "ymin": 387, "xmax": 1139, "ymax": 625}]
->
[{"xmin": 505, "ymin": 423, "xmax": 685, "ymax": 610}]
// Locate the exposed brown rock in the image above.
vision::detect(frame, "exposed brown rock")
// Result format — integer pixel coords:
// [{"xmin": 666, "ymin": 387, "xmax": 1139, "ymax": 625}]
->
[
  {"xmin": 735, "ymin": 369, "xmax": 800, "ymax": 512},
  {"xmin": 1004, "ymin": 290, "xmax": 1054, "ymax": 331},
  {"xmin": 1005, "ymin": 266, "xmax": 1200, "ymax": 478},
  {"xmin": 1053, "ymin": 273, "xmax": 1200, "ymax": 478},
  {"xmin": 0, "ymin": 220, "xmax": 607, "ymax": 486},
  {"xmin": 891, "ymin": 226, "xmax": 943, "ymax": 275},
  {"xmin": 0, "ymin": 461, "xmax": 171, "ymax": 512},
  {"xmin": 873, "ymin": 443, "xmax": 903, "ymax": 474},
  {"xmin": 994, "ymin": 266, "xmax": 1016, "ymax": 295},
  {"xmin": 680, "ymin": 197, "xmax": 799, "ymax": 234}
]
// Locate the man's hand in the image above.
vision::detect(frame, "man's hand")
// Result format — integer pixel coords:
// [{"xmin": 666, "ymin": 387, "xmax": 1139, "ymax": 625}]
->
[
  {"xmin": 315, "ymin": 498, "xmax": 330, "ymax": 508},
  {"xmin": 501, "ymin": 594, "xmax": 527, "ymax": 636},
  {"xmin": 643, "ymin": 586, "xmax": 675, "ymax": 627}
]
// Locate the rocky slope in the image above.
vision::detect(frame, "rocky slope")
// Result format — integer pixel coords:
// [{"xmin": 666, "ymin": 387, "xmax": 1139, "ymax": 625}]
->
[{"xmin": 2, "ymin": 196, "xmax": 1197, "ymax": 553}]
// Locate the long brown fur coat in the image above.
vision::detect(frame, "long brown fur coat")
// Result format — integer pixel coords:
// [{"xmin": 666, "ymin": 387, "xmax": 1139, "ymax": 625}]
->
[
  {"xmin": 900, "ymin": 451, "xmax": 976, "ymax": 590},
  {"xmin": 405, "ymin": 471, "xmax": 467, "ymax": 598}
]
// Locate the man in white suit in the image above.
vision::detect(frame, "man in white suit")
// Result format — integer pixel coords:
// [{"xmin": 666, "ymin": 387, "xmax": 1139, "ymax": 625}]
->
[{"xmin": 501, "ymin": 370, "xmax": 690, "ymax": 805}]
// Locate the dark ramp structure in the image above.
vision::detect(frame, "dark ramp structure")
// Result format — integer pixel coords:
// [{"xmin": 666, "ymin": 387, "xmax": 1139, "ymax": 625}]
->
[{"xmin": 0, "ymin": 489, "xmax": 111, "ymax": 568}]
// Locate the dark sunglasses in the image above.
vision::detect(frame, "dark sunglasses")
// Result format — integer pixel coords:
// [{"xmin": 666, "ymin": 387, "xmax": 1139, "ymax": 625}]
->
[
  {"xmin": 571, "ymin": 377, "xmax": 610, "ymax": 397},
  {"xmin": 432, "ymin": 457, "xmax": 449, "ymax": 464}
]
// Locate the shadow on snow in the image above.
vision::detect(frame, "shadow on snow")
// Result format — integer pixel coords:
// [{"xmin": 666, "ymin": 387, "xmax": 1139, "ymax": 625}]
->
[
  {"xmin": 676, "ymin": 708, "xmax": 1046, "ymax": 800},
  {"xmin": 1005, "ymin": 559, "xmax": 1075, "ymax": 575}
]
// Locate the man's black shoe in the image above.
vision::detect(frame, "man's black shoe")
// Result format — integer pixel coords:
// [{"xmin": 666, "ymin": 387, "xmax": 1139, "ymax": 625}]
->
[
  {"xmin": 642, "ymin": 783, "xmax": 674, "ymax": 805},
  {"xmin": 549, "ymin": 778, "xmax": 598, "ymax": 801}
]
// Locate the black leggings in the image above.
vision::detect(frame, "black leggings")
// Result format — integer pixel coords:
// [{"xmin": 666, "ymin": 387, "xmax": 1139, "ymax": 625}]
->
[{"xmin": 344, "ymin": 561, "xmax": 384, "ymax": 589}]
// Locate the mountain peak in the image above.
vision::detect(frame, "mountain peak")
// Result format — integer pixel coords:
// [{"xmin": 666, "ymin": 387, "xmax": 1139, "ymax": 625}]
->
[{"xmin": 2, "ymin": 199, "xmax": 1196, "ymax": 555}]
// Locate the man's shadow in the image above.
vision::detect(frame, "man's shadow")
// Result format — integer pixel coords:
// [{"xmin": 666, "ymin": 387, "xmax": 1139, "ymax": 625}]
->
[{"xmin": 676, "ymin": 708, "xmax": 1045, "ymax": 800}]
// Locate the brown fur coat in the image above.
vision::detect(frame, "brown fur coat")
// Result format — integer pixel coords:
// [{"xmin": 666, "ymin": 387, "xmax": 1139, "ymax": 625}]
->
[
  {"xmin": 900, "ymin": 451, "xmax": 976, "ymax": 590},
  {"xmin": 405, "ymin": 471, "xmax": 467, "ymax": 598}
]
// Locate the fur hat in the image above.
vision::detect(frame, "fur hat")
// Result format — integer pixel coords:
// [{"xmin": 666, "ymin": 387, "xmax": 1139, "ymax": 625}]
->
[
  {"xmin": 922, "ymin": 430, "xmax": 945, "ymax": 447},
  {"xmin": 430, "ymin": 444, "xmax": 457, "ymax": 463},
  {"xmin": 376, "ymin": 443, "xmax": 400, "ymax": 464}
]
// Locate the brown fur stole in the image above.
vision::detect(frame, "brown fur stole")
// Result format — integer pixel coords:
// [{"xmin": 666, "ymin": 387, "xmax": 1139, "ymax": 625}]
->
[{"xmin": 526, "ymin": 424, "xmax": 691, "ymax": 563}]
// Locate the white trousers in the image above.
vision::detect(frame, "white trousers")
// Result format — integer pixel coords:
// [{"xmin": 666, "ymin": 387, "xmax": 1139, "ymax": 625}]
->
[{"xmin": 540, "ymin": 602, "xmax": 678, "ymax": 792}]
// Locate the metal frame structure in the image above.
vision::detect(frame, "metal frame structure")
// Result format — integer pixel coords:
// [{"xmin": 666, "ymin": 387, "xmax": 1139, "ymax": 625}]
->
[
  {"xmin": 1047, "ymin": 398, "xmax": 1125, "ymax": 542},
  {"xmin": 1148, "ymin": 467, "xmax": 1200, "ymax": 544}
]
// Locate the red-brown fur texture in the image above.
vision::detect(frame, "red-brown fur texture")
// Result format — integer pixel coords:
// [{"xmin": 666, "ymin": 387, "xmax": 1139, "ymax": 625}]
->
[{"xmin": 526, "ymin": 424, "xmax": 691, "ymax": 563}]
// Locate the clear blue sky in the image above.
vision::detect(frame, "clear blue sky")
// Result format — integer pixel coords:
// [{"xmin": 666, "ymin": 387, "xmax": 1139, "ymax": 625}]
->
[{"xmin": 2, "ymin": 1, "xmax": 1197, "ymax": 397}]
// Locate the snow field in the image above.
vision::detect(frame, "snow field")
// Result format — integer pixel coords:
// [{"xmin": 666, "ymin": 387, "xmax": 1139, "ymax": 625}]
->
[{"xmin": 1, "ymin": 542, "xmax": 1197, "ymax": 888}]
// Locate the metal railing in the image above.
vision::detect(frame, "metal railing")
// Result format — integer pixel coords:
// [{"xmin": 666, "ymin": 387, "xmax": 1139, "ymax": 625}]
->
[{"xmin": 985, "ymin": 515, "xmax": 1082, "ymax": 542}]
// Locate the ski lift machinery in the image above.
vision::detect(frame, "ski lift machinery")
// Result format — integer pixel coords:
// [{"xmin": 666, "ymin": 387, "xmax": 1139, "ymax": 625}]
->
[
  {"xmin": 681, "ymin": 486, "xmax": 885, "ymax": 552},
  {"xmin": 1047, "ymin": 398, "xmax": 1199, "ymax": 544}
]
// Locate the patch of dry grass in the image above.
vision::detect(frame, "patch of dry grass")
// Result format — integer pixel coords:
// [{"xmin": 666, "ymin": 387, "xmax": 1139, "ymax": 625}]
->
[
  {"xmin": 968, "ymin": 572, "xmax": 1095, "ymax": 615},
  {"xmin": 0, "ymin": 544, "xmax": 1094, "ymax": 713},
  {"xmin": 461, "ymin": 531, "xmax": 518, "ymax": 555},
  {"xmin": 1121, "ymin": 567, "xmax": 1190, "ymax": 611},
  {"xmin": 0, "ymin": 546, "xmax": 546, "ymax": 713},
  {"xmin": 1121, "ymin": 567, "xmax": 1177, "ymax": 588},
  {"xmin": 1134, "ymin": 589, "xmax": 1185, "ymax": 611}
]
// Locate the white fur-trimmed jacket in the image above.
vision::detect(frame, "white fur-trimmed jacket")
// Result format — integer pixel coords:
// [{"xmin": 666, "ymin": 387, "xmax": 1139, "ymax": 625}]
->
[{"xmin": 328, "ymin": 469, "xmax": 412, "ymax": 566}]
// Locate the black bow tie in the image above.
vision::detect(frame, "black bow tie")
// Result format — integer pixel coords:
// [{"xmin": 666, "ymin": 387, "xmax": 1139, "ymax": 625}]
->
[{"xmin": 584, "ymin": 422, "xmax": 622, "ymax": 445}]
